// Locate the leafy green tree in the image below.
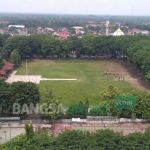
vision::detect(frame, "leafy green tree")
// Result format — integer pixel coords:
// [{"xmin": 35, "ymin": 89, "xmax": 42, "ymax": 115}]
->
[
  {"xmin": 82, "ymin": 35, "xmax": 95, "ymax": 56},
  {"xmin": 11, "ymin": 81, "xmax": 40, "ymax": 106},
  {"xmin": 0, "ymin": 58, "xmax": 3, "ymax": 69},
  {"xmin": 61, "ymin": 38, "xmax": 73, "ymax": 58},
  {"xmin": 128, "ymin": 90, "xmax": 150, "ymax": 119},
  {"xmin": 66, "ymin": 100, "xmax": 89, "ymax": 118},
  {"xmin": 146, "ymin": 71, "xmax": 150, "ymax": 82},
  {"xmin": 41, "ymin": 87, "xmax": 63, "ymax": 119},
  {"xmin": 10, "ymin": 49, "xmax": 21, "ymax": 65},
  {"xmin": 41, "ymin": 36, "xmax": 57, "ymax": 57},
  {"xmin": 0, "ymin": 80, "xmax": 12, "ymax": 116},
  {"xmin": 24, "ymin": 123, "xmax": 34, "ymax": 139},
  {"xmin": 100, "ymin": 85, "xmax": 123, "ymax": 101},
  {"xmin": 4, "ymin": 131, "xmax": 56, "ymax": 150},
  {"xmin": 0, "ymin": 81, "xmax": 40, "ymax": 117}
]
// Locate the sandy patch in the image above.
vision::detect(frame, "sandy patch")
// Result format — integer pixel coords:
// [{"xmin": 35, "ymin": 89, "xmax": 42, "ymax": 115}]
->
[{"xmin": 101, "ymin": 60, "xmax": 150, "ymax": 92}]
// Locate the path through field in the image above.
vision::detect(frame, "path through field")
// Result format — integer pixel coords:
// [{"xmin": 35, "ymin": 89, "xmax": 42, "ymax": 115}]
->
[{"xmin": 101, "ymin": 60, "xmax": 150, "ymax": 92}]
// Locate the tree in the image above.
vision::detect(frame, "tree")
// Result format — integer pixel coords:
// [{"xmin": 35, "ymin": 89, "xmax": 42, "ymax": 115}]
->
[
  {"xmin": 11, "ymin": 81, "xmax": 40, "ymax": 106},
  {"xmin": 10, "ymin": 49, "xmax": 21, "ymax": 65},
  {"xmin": 100, "ymin": 85, "xmax": 122, "ymax": 101},
  {"xmin": 24, "ymin": 123, "xmax": 34, "ymax": 139},
  {"xmin": 41, "ymin": 87, "xmax": 64, "ymax": 134},
  {"xmin": 66, "ymin": 100, "xmax": 89, "ymax": 118},
  {"xmin": 128, "ymin": 90, "xmax": 150, "ymax": 119},
  {"xmin": 61, "ymin": 38, "xmax": 73, "ymax": 58},
  {"xmin": 146, "ymin": 71, "xmax": 150, "ymax": 82},
  {"xmin": 41, "ymin": 36, "xmax": 57, "ymax": 57},
  {"xmin": 0, "ymin": 58, "xmax": 3, "ymax": 69},
  {"xmin": 0, "ymin": 80, "xmax": 12, "ymax": 116},
  {"xmin": 0, "ymin": 81, "xmax": 40, "ymax": 117},
  {"xmin": 41, "ymin": 87, "xmax": 64, "ymax": 118},
  {"xmin": 82, "ymin": 35, "xmax": 95, "ymax": 56}
]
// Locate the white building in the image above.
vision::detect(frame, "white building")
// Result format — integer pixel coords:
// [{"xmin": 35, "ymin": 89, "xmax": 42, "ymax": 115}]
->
[
  {"xmin": 8, "ymin": 25, "xmax": 25, "ymax": 28},
  {"xmin": 141, "ymin": 30, "xmax": 149, "ymax": 35},
  {"xmin": 72, "ymin": 26, "xmax": 83, "ymax": 30},
  {"xmin": 113, "ymin": 28, "xmax": 124, "ymax": 36}
]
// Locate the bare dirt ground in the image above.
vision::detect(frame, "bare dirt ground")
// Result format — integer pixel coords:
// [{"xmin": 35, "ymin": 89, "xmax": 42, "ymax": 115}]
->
[{"xmin": 101, "ymin": 60, "xmax": 150, "ymax": 92}]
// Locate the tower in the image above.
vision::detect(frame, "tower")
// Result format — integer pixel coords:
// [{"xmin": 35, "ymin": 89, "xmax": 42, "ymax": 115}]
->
[{"xmin": 106, "ymin": 21, "xmax": 110, "ymax": 35}]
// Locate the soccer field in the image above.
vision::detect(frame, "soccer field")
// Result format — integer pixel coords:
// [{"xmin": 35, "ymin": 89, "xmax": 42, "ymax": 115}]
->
[{"xmin": 16, "ymin": 59, "xmax": 133, "ymax": 105}]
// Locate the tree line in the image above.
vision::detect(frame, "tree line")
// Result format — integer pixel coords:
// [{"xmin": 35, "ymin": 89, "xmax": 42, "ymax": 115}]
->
[
  {"xmin": 1, "ymin": 124, "xmax": 150, "ymax": 150},
  {"xmin": 0, "ymin": 34, "xmax": 150, "ymax": 81}
]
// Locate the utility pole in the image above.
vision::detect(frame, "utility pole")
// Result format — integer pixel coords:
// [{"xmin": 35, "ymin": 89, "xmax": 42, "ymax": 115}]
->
[{"xmin": 8, "ymin": 117, "xmax": 11, "ymax": 139}]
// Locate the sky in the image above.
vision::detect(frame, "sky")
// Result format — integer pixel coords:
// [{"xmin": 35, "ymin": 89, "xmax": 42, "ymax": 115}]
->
[{"xmin": 0, "ymin": 0, "xmax": 150, "ymax": 16}]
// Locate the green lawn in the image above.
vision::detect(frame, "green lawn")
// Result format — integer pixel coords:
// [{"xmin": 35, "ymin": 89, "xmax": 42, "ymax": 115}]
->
[{"xmin": 17, "ymin": 59, "xmax": 133, "ymax": 105}]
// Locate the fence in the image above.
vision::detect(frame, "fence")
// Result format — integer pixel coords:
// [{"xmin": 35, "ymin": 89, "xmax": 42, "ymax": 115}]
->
[{"xmin": 20, "ymin": 117, "xmax": 150, "ymax": 124}]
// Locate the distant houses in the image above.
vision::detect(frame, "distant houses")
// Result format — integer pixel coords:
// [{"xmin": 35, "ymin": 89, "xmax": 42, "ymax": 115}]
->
[
  {"xmin": 0, "ymin": 20, "xmax": 147, "ymax": 37},
  {"xmin": 128, "ymin": 28, "xmax": 149, "ymax": 35}
]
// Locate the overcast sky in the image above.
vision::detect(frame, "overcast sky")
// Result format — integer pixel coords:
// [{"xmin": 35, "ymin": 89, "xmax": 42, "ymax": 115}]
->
[{"xmin": 0, "ymin": 0, "xmax": 150, "ymax": 16}]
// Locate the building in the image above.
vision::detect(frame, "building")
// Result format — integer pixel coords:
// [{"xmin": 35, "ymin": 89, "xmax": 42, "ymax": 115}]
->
[
  {"xmin": 8, "ymin": 25, "xmax": 25, "ymax": 28},
  {"xmin": 86, "ymin": 23, "xmax": 101, "ymax": 28},
  {"xmin": 72, "ymin": 27, "xmax": 83, "ymax": 30},
  {"xmin": 128, "ymin": 28, "xmax": 141, "ymax": 35},
  {"xmin": 113, "ymin": 28, "xmax": 124, "ymax": 36},
  {"xmin": 0, "ymin": 59, "xmax": 14, "ymax": 78},
  {"xmin": 73, "ymin": 27, "xmax": 85, "ymax": 35},
  {"xmin": 19, "ymin": 31, "xmax": 28, "ymax": 36},
  {"xmin": 59, "ymin": 32, "xmax": 70, "ymax": 39},
  {"xmin": 141, "ymin": 30, "xmax": 149, "ymax": 35}
]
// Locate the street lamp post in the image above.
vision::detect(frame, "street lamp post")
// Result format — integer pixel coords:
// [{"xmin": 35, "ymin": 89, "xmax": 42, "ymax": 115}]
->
[{"xmin": 4, "ymin": 131, "xmax": 6, "ymax": 142}]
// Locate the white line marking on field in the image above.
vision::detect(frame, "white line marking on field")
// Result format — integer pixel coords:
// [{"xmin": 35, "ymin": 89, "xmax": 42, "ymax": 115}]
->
[
  {"xmin": 6, "ymin": 71, "xmax": 77, "ymax": 84},
  {"xmin": 41, "ymin": 78, "xmax": 77, "ymax": 81}
]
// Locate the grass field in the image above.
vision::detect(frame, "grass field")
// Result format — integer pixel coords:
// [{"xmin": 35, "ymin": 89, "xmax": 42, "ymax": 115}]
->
[{"xmin": 16, "ymin": 59, "xmax": 133, "ymax": 105}]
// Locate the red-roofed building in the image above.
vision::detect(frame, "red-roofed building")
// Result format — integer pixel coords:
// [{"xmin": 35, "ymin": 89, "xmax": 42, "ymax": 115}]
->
[
  {"xmin": 0, "ymin": 59, "xmax": 14, "ymax": 77},
  {"xmin": 59, "ymin": 31, "xmax": 70, "ymax": 40},
  {"xmin": 0, "ymin": 70, "xmax": 6, "ymax": 75}
]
